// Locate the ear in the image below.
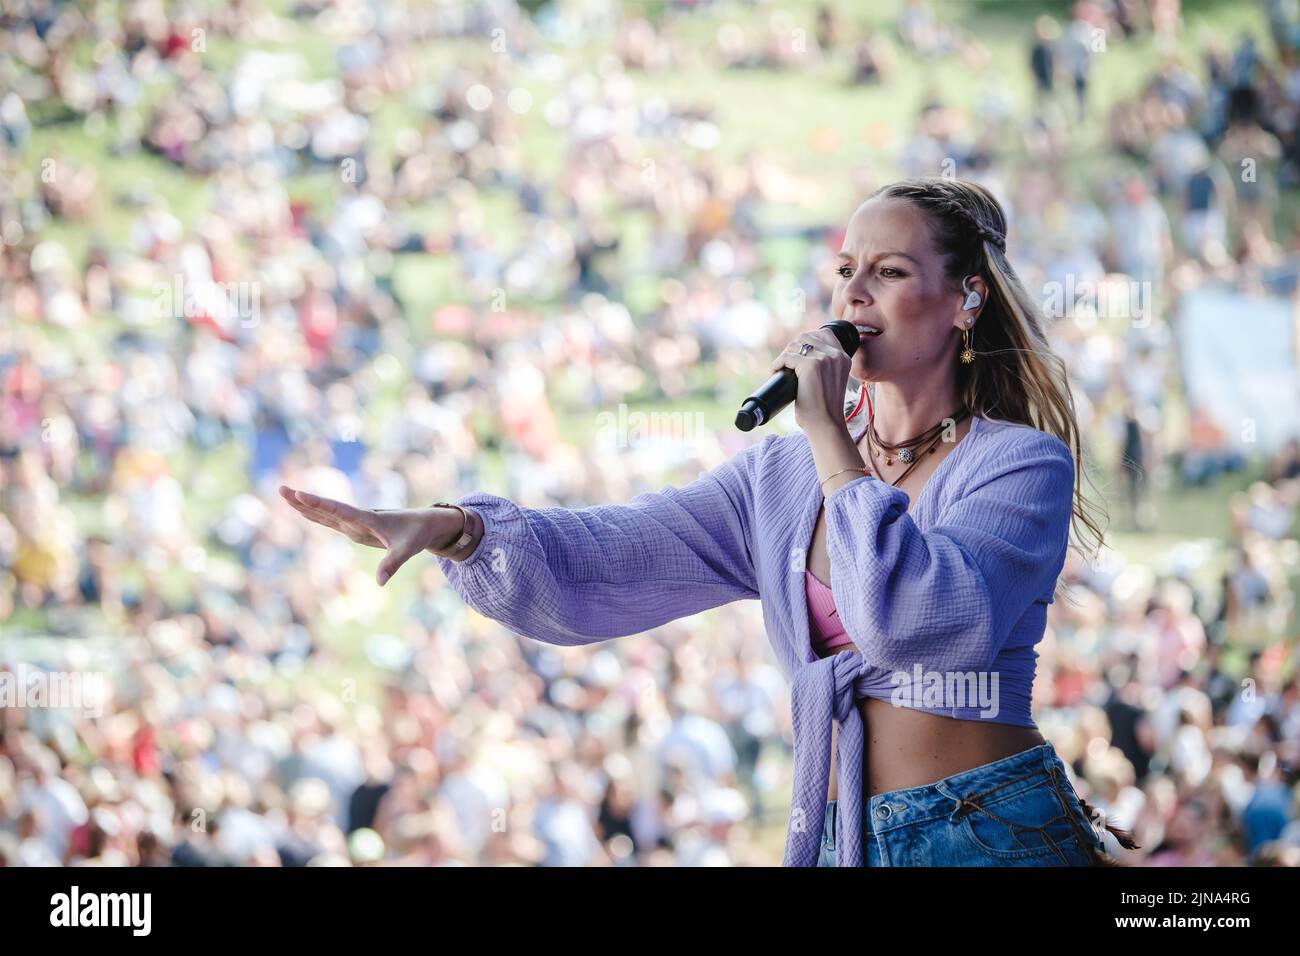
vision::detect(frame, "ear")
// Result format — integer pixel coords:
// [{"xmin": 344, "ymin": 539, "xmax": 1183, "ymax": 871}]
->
[{"xmin": 956, "ymin": 275, "xmax": 988, "ymax": 329}]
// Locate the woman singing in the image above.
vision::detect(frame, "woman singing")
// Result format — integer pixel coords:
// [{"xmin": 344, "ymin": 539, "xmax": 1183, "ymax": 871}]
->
[{"xmin": 281, "ymin": 177, "xmax": 1137, "ymax": 866}]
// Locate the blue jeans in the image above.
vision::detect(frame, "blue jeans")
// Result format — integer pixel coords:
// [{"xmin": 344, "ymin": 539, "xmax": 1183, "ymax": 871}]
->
[{"xmin": 816, "ymin": 741, "xmax": 1107, "ymax": 866}]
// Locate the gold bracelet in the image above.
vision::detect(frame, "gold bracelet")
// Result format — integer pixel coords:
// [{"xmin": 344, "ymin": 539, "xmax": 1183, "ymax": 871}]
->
[
  {"xmin": 819, "ymin": 466, "xmax": 871, "ymax": 495},
  {"xmin": 429, "ymin": 501, "xmax": 475, "ymax": 556}
]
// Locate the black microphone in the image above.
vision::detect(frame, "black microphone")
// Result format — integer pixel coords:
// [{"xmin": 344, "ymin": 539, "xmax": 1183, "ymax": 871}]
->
[{"xmin": 734, "ymin": 320, "xmax": 861, "ymax": 432}]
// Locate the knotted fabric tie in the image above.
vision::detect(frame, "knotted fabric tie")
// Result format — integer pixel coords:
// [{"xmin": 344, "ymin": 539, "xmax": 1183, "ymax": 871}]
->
[{"xmin": 783, "ymin": 651, "xmax": 865, "ymax": 867}]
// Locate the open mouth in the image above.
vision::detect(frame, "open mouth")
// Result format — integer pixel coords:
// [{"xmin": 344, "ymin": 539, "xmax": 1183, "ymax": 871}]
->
[{"xmin": 853, "ymin": 325, "xmax": 883, "ymax": 338}]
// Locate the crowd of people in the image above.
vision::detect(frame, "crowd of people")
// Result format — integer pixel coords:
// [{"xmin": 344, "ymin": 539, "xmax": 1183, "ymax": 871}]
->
[{"xmin": 1, "ymin": 0, "xmax": 1298, "ymax": 866}]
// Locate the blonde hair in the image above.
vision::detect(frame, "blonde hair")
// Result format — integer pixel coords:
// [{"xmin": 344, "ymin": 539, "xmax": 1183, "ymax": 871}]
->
[{"xmin": 872, "ymin": 177, "xmax": 1108, "ymax": 574}]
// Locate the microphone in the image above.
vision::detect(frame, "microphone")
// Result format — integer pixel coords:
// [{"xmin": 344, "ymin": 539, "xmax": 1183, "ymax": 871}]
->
[{"xmin": 734, "ymin": 320, "xmax": 861, "ymax": 432}]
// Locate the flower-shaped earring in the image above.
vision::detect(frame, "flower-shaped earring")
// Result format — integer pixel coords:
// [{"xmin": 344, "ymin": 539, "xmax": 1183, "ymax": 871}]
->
[{"xmin": 960, "ymin": 315, "xmax": 975, "ymax": 364}]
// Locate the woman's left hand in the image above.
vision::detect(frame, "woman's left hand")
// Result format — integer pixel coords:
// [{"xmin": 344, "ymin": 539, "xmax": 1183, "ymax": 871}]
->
[{"xmin": 770, "ymin": 327, "xmax": 852, "ymax": 435}]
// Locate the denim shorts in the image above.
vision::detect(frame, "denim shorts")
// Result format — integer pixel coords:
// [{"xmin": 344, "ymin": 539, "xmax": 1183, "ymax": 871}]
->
[{"xmin": 816, "ymin": 741, "xmax": 1107, "ymax": 866}]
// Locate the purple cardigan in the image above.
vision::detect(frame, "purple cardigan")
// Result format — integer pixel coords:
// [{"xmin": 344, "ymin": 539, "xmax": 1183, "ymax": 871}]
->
[{"xmin": 436, "ymin": 410, "xmax": 1076, "ymax": 866}]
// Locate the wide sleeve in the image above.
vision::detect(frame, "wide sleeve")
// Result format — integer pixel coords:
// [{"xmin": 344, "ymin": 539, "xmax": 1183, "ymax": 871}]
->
[
  {"xmin": 433, "ymin": 443, "xmax": 764, "ymax": 647},
  {"xmin": 823, "ymin": 429, "xmax": 1075, "ymax": 673}
]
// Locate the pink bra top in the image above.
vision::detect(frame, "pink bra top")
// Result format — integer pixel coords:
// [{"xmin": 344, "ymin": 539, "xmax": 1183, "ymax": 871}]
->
[{"xmin": 804, "ymin": 570, "xmax": 856, "ymax": 656}]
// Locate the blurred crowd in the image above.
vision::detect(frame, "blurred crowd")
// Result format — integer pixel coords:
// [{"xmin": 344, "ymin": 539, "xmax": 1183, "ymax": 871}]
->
[{"xmin": 1, "ymin": 0, "xmax": 1298, "ymax": 866}]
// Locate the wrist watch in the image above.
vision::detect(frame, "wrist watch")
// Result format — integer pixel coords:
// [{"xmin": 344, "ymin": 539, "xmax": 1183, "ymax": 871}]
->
[{"xmin": 430, "ymin": 501, "xmax": 475, "ymax": 556}]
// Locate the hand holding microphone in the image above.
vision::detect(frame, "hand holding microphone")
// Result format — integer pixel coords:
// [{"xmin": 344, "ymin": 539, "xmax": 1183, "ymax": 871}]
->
[{"xmin": 735, "ymin": 319, "xmax": 862, "ymax": 434}]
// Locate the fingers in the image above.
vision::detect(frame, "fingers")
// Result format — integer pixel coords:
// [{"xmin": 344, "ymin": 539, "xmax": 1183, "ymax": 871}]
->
[
  {"xmin": 279, "ymin": 485, "xmax": 334, "ymax": 526},
  {"xmin": 280, "ymin": 486, "xmax": 347, "ymax": 531},
  {"xmin": 771, "ymin": 334, "xmax": 834, "ymax": 370},
  {"xmin": 376, "ymin": 546, "xmax": 414, "ymax": 587},
  {"xmin": 284, "ymin": 487, "xmax": 371, "ymax": 525},
  {"xmin": 376, "ymin": 518, "xmax": 439, "ymax": 585},
  {"xmin": 291, "ymin": 499, "xmax": 351, "ymax": 536},
  {"xmin": 279, "ymin": 486, "xmax": 384, "ymax": 547},
  {"xmin": 802, "ymin": 328, "xmax": 846, "ymax": 357},
  {"xmin": 280, "ymin": 485, "xmax": 351, "ymax": 525},
  {"xmin": 279, "ymin": 487, "xmax": 409, "ymax": 584}
]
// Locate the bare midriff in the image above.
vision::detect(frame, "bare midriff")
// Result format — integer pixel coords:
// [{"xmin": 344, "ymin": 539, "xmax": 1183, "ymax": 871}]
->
[{"xmin": 829, "ymin": 695, "xmax": 1046, "ymax": 800}]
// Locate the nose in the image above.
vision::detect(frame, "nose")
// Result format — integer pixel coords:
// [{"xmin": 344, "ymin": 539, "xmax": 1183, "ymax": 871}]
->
[{"xmin": 844, "ymin": 273, "xmax": 872, "ymax": 308}]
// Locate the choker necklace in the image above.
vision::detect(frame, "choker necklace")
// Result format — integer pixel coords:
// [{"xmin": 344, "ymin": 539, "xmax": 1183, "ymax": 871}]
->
[{"xmin": 866, "ymin": 407, "xmax": 970, "ymax": 486}]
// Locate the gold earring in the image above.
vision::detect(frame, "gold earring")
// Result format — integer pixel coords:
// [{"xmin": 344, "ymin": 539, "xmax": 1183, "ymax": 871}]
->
[{"xmin": 960, "ymin": 327, "xmax": 975, "ymax": 364}]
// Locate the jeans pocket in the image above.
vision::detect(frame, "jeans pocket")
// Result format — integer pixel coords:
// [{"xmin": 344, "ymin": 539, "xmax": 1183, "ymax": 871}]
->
[{"xmin": 953, "ymin": 774, "xmax": 1093, "ymax": 865}]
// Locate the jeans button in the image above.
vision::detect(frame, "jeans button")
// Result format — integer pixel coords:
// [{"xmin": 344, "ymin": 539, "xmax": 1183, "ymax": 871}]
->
[{"xmin": 875, "ymin": 804, "xmax": 892, "ymax": 821}]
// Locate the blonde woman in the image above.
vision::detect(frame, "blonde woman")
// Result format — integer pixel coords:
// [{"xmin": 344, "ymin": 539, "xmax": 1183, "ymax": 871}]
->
[{"xmin": 282, "ymin": 177, "xmax": 1137, "ymax": 866}]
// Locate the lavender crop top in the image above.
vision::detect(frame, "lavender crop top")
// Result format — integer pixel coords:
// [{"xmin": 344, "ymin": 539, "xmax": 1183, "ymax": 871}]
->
[{"xmin": 804, "ymin": 566, "xmax": 1025, "ymax": 719}]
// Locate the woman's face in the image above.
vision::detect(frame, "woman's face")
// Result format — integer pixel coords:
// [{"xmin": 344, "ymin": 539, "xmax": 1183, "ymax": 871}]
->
[{"xmin": 830, "ymin": 196, "xmax": 975, "ymax": 385}]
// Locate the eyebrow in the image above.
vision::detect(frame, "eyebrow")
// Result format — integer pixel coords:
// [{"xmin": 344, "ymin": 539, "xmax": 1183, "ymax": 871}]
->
[{"xmin": 836, "ymin": 250, "xmax": 920, "ymax": 264}]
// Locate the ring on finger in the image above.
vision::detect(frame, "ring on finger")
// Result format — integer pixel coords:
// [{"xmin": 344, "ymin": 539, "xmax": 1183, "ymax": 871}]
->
[{"xmin": 798, "ymin": 342, "xmax": 814, "ymax": 356}]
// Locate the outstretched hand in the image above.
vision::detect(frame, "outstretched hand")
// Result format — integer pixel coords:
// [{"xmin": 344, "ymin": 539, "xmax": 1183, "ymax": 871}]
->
[{"xmin": 279, "ymin": 485, "xmax": 455, "ymax": 586}]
